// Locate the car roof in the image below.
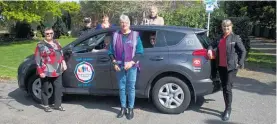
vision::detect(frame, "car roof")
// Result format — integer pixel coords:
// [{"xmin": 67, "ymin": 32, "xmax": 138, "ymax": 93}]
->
[
  {"xmin": 96, "ymin": 25, "xmax": 207, "ymax": 34},
  {"xmin": 130, "ymin": 25, "xmax": 207, "ymax": 34}
]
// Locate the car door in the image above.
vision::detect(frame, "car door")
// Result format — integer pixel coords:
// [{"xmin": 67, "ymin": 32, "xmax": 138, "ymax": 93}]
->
[
  {"xmin": 62, "ymin": 32, "xmax": 113, "ymax": 92},
  {"xmin": 110, "ymin": 30, "xmax": 169, "ymax": 93}
]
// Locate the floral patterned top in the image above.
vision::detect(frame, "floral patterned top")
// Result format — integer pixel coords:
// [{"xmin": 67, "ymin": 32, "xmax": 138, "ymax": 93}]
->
[{"xmin": 34, "ymin": 40, "xmax": 64, "ymax": 77}]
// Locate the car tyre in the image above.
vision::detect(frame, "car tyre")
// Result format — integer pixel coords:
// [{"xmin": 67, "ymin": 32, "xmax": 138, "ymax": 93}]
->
[
  {"xmin": 27, "ymin": 74, "xmax": 54, "ymax": 104},
  {"xmin": 152, "ymin": 76, "xmax": 191, "ymax": 114}
]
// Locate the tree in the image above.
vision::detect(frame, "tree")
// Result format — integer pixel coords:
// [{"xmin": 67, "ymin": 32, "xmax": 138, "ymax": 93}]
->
[
  {"xmin": 79, "ymin": 1, "xmax": 171, "ymax": 25},
  {"xmin": 0, "ymin": 1, "xmax": 80, "ymax": 39},
  {"xmin": 159, "ymin": 2, "xmax": 207, "ymax": 28},
  {"xmin": 0, "ymin": 1, "xmax": 61, "ymax": 23},
  {"xmin": 222, "ymin": 1, "xmax": 276, "ymax": 27}
]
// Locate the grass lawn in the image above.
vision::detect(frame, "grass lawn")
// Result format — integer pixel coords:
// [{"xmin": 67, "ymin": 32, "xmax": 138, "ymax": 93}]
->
[
  {"xmin": 246, "ymin": 49, "xmax": 276, "ymax": 69},
  {"xmin": 0, "ymin": 38, "xmax": 76, "ymax": 79}
]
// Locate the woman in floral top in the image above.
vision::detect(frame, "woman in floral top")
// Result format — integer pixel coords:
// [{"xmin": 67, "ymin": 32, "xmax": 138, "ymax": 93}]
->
[{"xmin": 34, "ymin": 27, "xmax": 67, "ymax": 112}]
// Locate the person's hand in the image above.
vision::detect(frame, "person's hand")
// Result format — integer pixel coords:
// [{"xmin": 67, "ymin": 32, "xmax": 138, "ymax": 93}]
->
[
  {"xmin": 207, "ymin": 50, "xmax": 213, "ymax": 59},
  {"xmin": 124, "ymin": 61, "xmax": 135, "ymax": 70},
  {"xmin": 114, "ymin": 64, "xmax": 121, "ymax": 72},
  {"xmin": 40, "ymin": 73, "xmax": 46, "ymax": 78},
  {"xmin": 62, "ymin": 60, "xmax": 67, "ymax": 71}
]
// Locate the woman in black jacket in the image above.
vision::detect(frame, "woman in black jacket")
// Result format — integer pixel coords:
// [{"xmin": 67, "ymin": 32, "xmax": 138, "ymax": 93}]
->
[{"xmin": 207, "ymin": 19, "xmax": 246, "ymax": 121}]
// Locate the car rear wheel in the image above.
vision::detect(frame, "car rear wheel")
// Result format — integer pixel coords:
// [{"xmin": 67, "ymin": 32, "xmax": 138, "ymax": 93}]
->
[
  {"xmin": 152, "ymin": 76, "xmax": 191, "ymax": 114},
  {"xmin": 27, "ymin": 75, "xmax": 54, "ymax": 104}
]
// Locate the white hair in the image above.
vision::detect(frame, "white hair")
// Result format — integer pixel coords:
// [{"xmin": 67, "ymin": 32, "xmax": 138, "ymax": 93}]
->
[
  {"xmin": 222, "ymin": 19, "xmax": 233, "ymax": 26},
  {"xmin": 120, "ymin": 14, "xmax": 130, "ymax": 26}
]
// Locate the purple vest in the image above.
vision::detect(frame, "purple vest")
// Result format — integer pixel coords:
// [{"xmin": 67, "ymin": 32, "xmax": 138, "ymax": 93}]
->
[{"xmin": 113, "ymin": 30, "xmax": 138, "ymax": 66}]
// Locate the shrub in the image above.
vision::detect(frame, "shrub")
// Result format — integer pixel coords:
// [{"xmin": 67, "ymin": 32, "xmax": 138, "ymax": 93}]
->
[
  {"xmin": 160, "ymin": 4, "xmax": 206, "ymax": 28},
  {"xmin": 36, "ymin": 31, "xmax": 43, "ymax": 38}
]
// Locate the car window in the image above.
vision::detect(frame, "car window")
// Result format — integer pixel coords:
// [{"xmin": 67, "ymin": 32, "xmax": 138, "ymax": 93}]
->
[
  {"xmin": 73, "ymin": 32, "xmax": 114, "ymax": 53},
  {"xmin": 163, "ymin": 31, "xmax": 185, "ymax": 46},
  {"xmin": 76, "ymin": 32, "xmax": 111, "ymax": 47},
  {"xmin": 76, "ymin": 33, "xmax": 107, "ymax": 47},
  {"xmin": 196, "ymin": 32, "xmax": 210, "ymax": 49},
  {"xmin": 155, "ymin": 31, "xmax": 166, "ymax": 47},
  {"xmin": 136, "ymin": 30, "xmax": 166, "ymax": 48}
]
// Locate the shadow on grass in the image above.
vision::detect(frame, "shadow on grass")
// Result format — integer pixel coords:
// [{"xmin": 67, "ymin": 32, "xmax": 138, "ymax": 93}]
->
[
  {"xmin": 244, "ymin": 65, "xmax": 275, "ymax": 78},
  {"xmin": 246, "ymin": 53, "xmax": 276, "ymax": 73},
  {"xmin": 251, "ymin": 49, "xmax": 276, "ymax": 54}
]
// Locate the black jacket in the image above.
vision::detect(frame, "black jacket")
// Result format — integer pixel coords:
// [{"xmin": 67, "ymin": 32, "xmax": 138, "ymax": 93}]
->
[
  {"xmin": 208, "ymin": 33, "xmax": 246, "ymax": 71},
  {"xmin": 79, "ymin": 27, "xmax": 94, "ymax": 36}
]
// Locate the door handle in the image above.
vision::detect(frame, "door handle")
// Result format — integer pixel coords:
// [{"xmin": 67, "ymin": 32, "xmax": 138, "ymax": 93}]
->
[
  {"xmin": 150, "ymin": 56, "xmax": 164, "ymax": 61},
  {"xmin": 99, "ymin": 57, "xmax": 110, "ymax": 62}
]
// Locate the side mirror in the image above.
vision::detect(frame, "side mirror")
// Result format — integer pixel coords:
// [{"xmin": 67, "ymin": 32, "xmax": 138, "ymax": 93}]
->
[
  {"xmin": 65, "ymin": 48, "xmax": 73, "ymax": 54},
  {"xmin": 64, "ymin": 48, "xmax": 72, "ymax": 62}
]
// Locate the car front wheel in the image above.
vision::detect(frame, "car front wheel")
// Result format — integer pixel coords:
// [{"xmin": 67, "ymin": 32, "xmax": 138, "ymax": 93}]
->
[
  {"xmin": 27, "ymin": 75, "xmax": 54, "ymax": 104},
  {"xmin": 152, "ymin": 76, "xmax": 191, "ymax": 114}
]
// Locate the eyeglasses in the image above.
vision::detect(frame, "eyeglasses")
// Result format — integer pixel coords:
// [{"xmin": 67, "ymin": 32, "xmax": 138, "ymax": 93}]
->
[{"xmin": 45, "ymin": 33, "xmax": 54, "ymax": 35}]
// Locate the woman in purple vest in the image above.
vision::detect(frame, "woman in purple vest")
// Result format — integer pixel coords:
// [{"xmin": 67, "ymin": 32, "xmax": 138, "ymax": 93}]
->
[{"xmin": 108, "ymin": 14, "xmax": 144, "ymax": 120}]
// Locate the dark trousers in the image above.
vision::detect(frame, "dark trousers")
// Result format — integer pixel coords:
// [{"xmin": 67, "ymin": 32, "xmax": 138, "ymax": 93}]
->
[
  {"xmin": 218, "ymin": 66, "xmax": 238, "ymax": 110},
  {"xmin": 40, "ymin": 76, "xmax": 62, "ymax": 108}
]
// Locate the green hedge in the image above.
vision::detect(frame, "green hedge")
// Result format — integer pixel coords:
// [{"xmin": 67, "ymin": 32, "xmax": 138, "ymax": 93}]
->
[{"xmin": 160, "ymin": 4, "xmax": 206, "ymax": 28}]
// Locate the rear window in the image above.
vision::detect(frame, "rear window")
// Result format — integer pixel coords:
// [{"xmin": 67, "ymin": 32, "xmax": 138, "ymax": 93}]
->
[
  {"xmin": 163, "ymin": 31, "xmax": 185, "ymax": 46},
  {"xmin": 196, "ymin": 33, "xmax": 211, "ymax": 49}
]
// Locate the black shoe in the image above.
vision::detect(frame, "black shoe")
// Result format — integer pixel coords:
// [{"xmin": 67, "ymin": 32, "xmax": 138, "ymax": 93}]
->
[
  {"xmin": 117, "ymin": 107, "xmax": 126, "ymax": 118},
  {"xmin": 126, "ymin": 108, "xmax": 134, "ymax": 120},
  {"xmin": 222, "ymin": 109, "xmax": 231, "ymax": 121},
  {"xmin": 44, "ymin": 106, "xmax": 52, "ymax": 112},
  {"xmin": 54, "ymin": 106, "xmax": 65, "ymax": 111}
]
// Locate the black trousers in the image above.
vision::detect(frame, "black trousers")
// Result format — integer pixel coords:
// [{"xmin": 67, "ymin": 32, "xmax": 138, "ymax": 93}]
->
[
  {"xmin": 40, "ymin": 76, "xmax": 62, "ymax": 108},
  {"xmin": 218, "ymin": 66, "xmax": 238, "ymax": 110}
]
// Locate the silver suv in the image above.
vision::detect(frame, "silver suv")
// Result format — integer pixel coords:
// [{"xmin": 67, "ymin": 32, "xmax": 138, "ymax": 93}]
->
[{"xmin": 18, "ymin": 26, "xmax": 220, "ymax": 114}]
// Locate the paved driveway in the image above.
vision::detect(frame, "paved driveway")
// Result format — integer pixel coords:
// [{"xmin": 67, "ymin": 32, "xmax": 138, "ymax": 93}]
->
[{"xmin": 0, "ymin": 68, "xmax": 276, "ymax": 124}]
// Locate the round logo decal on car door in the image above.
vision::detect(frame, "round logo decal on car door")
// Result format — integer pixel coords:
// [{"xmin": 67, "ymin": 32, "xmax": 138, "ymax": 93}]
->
[{"xmin": 74, "ymin": 61, "xmax": 94, "ymax": 83}]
